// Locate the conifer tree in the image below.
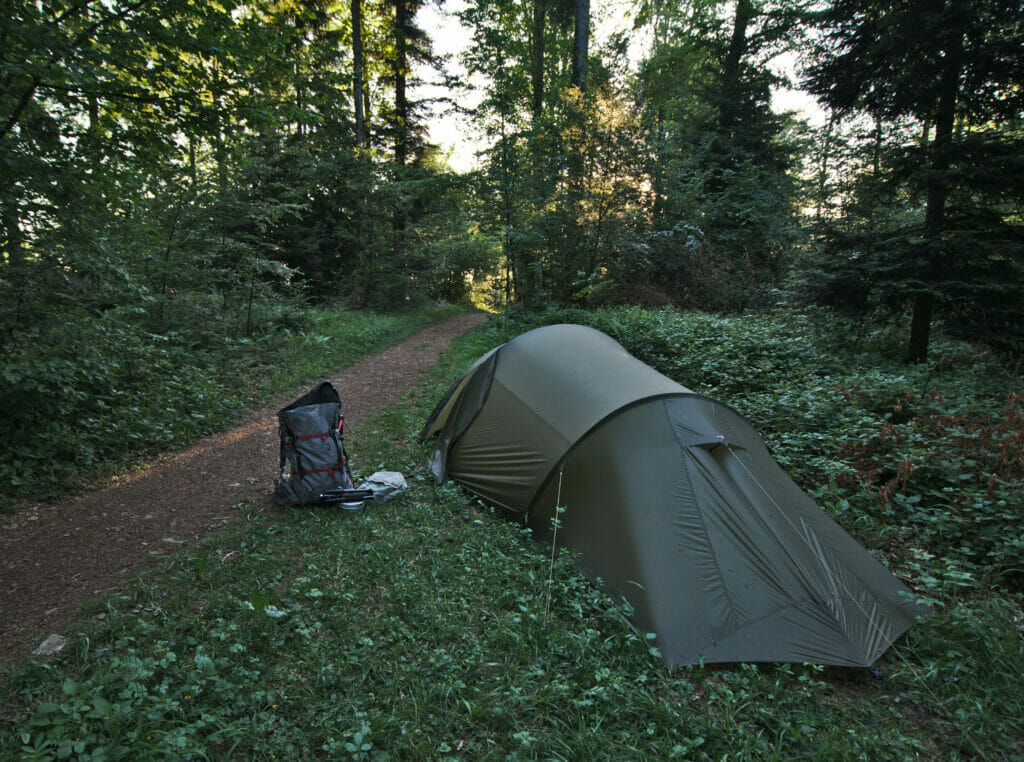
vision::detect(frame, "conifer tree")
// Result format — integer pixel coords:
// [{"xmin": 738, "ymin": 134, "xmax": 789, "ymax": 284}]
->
[{"xmin": 805, "ymin": 0, "xmax": 1024, "ymax": 360}]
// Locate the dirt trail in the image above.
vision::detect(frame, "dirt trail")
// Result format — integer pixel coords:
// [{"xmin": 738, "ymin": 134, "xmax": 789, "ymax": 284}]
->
[{"xmin": 0, "ymin": 312, "xmax": 485, "ymax": 672}]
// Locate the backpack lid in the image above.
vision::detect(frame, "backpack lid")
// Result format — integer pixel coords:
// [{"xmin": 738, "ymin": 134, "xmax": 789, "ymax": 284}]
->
[{"xmin": 279, "ymin": 381, "xmax": 340, "ymax": 414}]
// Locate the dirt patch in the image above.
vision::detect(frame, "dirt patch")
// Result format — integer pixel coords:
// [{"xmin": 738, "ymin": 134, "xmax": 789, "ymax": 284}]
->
[{"xmin": 0, "ymin": 312, "xmax": 486, "ymax": 673}]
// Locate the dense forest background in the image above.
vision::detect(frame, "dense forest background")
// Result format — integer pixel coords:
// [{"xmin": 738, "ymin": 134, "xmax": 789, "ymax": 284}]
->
[{"xmin": 2, "ymin": 0, "xmax": 1023, "ymax": 495}]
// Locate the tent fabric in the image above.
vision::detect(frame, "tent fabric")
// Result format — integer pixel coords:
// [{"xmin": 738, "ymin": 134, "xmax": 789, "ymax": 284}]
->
[{"xmin": 420, "ymin": 324, "xmax": 923, "ymax": 667}]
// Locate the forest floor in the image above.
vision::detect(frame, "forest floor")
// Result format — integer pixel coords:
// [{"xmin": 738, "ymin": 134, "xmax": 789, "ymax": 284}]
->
[{"xmin": 0, "ymin": 311, "xmax": 486, "ymax": 673}]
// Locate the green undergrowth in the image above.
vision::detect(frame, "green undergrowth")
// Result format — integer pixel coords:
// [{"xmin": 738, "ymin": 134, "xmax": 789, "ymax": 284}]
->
[
  {"xmin": 1, "ymin": 307, "xmax": 1022, "ymax": 759},
  {"xmin": 482, "ymin": 306, "xmax": 1024, "ymax": 588},
  {"xmin": 0, "ymin": 303, "xmax": 468, "ymax": 510}
]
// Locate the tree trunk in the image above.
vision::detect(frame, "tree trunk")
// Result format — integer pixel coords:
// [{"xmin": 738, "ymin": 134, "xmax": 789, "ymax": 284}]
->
[
  {"xmin": 907, "ymin": 292, "xmax": 934, "ymax": 364},
  {"xmin": 720, "ymin": 0, "xmax": 753, "ymax": 132},
  {"xmin": 2, "ymin": 196, "xmax": 24, "ymax": 270},
  {"xmin": 571, "ymin": 0, "xmax": 590, "ymax": 94},
  {"xmin": 652, "ymin": 104, "xmax": 666, "ymax": 223},
  {"xmin": 390, "ymin": 0, "xmax": 411, "ymax": 284},
  {"xmin": 704, "ymin": 0, "xmax": 752, "ymax": 197},
  {"xmin": 531, "ymin": 0, "xmax": 545, "ymax": 120},
  {"xmin": 350, "ymin": 0, "xmax": 370, "ymax": 309},
  {"xmin": 647, "ymin": 3, "xmax": 667, "ymax": 224},
  {"xmin": 394, "ymin": 0, "xmax": 409, "ymax": 166},
  {"xmin": 500, "ymin": 111, "xmax": 518, "ymax": 308},
  {"xmin": 815, "ymin": 115, "xmax": 834, "ymax": 222},
  {"xmin": 352, "ymin": 0, "xmax": 368, "ymax": 150},
  {"xmin": 560, "ymin": 0, "xmax": 590, "ymax": 300},
  {"xmin": 907, "ymin": 27, "xmax": 962, "ymax": 363},
  {"xmin": 872, "ymin": 114, "xmax": 883, "ymax": 175},
  {"xmin": 294, "ymin": 60, "xmax": 304, "ymax": 137},
  {"xmin": 557, "ymin": 0, "xmax": 591, "ymax": 300},
  {"xmin": 363, "ymin": 83, "xmax": 372, "ymax": 143},
  {"xmin": 516, "ymin": 0, "xmax": 550, "ymax": 305},
  {"xmin": 212, "ymin": 62, "xmax": 228, "ymax": 194},
  {"xmin": 88, "ymin": 94, "xmax": 100, "ymax": 132}
]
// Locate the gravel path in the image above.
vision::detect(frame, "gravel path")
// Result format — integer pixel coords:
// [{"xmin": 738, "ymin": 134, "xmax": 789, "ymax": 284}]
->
[{"xmin": 0, "ymin": 312, "xmax": 486, "ymax": 673}]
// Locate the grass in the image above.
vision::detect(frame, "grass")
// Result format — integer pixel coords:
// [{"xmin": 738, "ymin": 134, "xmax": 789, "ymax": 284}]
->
[
  {"xmin": 0, "ymin": 303, "xmax": 468, "ymax": 510},
  {"xmin": 1, "ymin": 306, "xmax": 1022, "ymax": 759}
]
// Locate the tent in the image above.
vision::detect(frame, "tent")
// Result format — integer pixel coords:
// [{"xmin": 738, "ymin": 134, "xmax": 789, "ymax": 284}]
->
[{"xmin": 420, "ymin": 324, "xmax": 923, "ymax": 667}]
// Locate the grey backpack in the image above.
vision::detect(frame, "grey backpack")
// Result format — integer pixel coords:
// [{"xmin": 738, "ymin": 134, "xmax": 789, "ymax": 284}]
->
[{"xmin": 273, "ymin": 381, "xmax": 356, "ymax": 506}]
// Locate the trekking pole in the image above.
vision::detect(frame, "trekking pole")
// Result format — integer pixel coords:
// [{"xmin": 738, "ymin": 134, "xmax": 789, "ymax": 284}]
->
[{"xmin": 320, "ymin": 488, "xmax": 376, "ymax": 505}]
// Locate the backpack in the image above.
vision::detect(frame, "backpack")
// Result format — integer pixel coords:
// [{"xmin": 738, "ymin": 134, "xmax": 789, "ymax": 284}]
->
[{"xmin": 273, "ymin": 381, "xmax": 356, "ymax": 507}]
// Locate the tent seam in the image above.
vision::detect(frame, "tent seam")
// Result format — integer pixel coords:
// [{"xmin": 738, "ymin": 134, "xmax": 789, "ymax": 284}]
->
[
  {"xmin": 669, "ymin": 399, "xmax": 742, "ymax": 636},
  {"xmin": 524, "ymin": 391, "xmax": 704, "ymax": 519},
  {"xmin": 699, "ymin": 592, "xmax": 890, "ymax": 666}
]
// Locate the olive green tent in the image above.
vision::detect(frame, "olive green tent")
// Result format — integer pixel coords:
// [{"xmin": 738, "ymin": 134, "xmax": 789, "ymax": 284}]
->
[{"xmin": 420, "ymin": 324, "xmax": 923, "ymax": 667}]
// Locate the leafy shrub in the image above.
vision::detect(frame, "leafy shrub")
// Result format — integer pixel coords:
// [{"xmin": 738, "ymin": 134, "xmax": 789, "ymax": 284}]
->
[
  {"xmin": 609, "ymin": 225, "xmax": 773, "ymax": 312},
  {"xmin": 585, "ymin": 281, "xmax": 675, "ymax": 309}
]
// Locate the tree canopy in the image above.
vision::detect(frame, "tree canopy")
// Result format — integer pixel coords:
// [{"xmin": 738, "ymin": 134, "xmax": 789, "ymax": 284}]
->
[{"xmin": 3, "ymin": 0, "xmax": 1022, "ymax": 372}]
